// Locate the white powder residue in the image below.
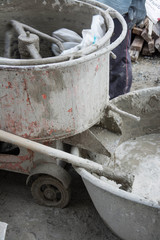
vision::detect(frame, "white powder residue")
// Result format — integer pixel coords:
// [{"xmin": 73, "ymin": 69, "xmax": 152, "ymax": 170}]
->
[
  {"xmin": 114, "ymin": 133, "xmax": 160, "ymax": 204},
  {"xmin": 99, "ymin": 176, "xmax": 122, "ymax": 189}
]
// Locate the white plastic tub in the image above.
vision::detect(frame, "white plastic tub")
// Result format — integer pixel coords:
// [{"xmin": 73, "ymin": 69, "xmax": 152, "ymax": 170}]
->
[{"xmin": 76, "ymin": 87, "xmax": 160, "ymax": 240}]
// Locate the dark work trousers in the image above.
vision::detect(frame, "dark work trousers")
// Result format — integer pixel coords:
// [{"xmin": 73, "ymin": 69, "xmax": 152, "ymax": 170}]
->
[{"xmin": 109, "ymin": 14, "xmax": 132, "ymax": 99}]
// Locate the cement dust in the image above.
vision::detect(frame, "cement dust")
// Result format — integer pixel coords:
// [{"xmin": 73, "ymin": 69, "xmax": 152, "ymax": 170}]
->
[{"xmin": 114, "ymin": 133, "xmax": 160, "ymax": 205}]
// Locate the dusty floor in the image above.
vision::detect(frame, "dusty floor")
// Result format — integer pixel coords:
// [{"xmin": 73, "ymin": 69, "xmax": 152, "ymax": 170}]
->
[
  {"xmin": 0, "ymin": 55, "xmax": 160, "ymax": 240},
  {"xmin": 131, "ymin": 55, "xmax": 160, "ymax": 91}
]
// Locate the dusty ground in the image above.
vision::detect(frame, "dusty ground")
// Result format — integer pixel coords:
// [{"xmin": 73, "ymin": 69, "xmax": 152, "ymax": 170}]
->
[
  {"xmin": 131, "ymin": 55, "xmax": 160, "ymax": 91},
  {"xmin": 0, "ymin": 55, "xmax": 160, "ymax": 240}
]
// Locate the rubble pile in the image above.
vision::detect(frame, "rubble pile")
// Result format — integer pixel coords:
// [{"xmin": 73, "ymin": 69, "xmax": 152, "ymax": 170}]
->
[
  {"xmin": 130, "ymin": 0, "xmax": 160, "ymax": 61},
  {"xmin": 130, "ymin": 18, "xmax": 160, "ymax": 61}
]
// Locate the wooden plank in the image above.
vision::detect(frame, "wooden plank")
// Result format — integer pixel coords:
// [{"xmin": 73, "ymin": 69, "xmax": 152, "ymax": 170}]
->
[
  {"xmin": 141, "ymin": 28, "xmax": 152, "ymax": 42},
  {"xmin": 132, "ymin": 27, "xmax": 143, "ymax": 36},
  {"xmin": 148, "ymin": 19, "xmax": 153, "ymax": 38},
  {"xmin": 142, "ymin": 44, "xmax": 153, "ymax": 56},
  {"xmin": 130, "ymin": 36, "xmax": 144, "ymax": 52},
  {"xmin": 148, "ymin": 39, "xmax": 155, "ymax": 53},
  {"xmin": 138, "ymin": 19, "xmax": 146, "ymax": 29},
  {"xmin": 144, "ymin": 17, "xmax": 149, "ymax": 28}
]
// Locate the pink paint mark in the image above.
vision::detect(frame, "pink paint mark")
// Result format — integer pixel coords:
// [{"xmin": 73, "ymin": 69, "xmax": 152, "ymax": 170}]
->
[
  {"xmin": 68, "ymin": 108, "xmax": 72, "ymax": 112},
  {"xmin": 23, "ymin": 133, "xmax": 29, "ymax": 138},
  {"xmin": 5, "ymin": 82, "xmax": 12, "ymax": 89},
  {"xmin": 49, "ymin": 129, "xmax": 54, "ymax": 135},
  {"xmin": 23, "ymin": 79, "xmax": 27, "ymax": 90},
  {"xmin": 8, "ymin": 82, "xmax": 12, "ymax": 88},
  {"xmin": 23, "ymin": 78, "xmax": 33, "ymax": 108},
  {"xmin": 42, "ymin": 94, "xmax": 47, "ymax": 100},
  {"xmin": 95, "ymin": 65, "xmax": 99, "ymax": 72},
  {"xmin": 27, "ymin": 121, "xmax": 38, "ymax": 135}
]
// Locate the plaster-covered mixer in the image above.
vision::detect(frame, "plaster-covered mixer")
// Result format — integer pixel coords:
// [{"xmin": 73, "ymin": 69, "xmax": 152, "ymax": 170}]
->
[
  {"xmin": 0, "ymin": 0, "xmax": 127, "ymax": 208},
  {"xmin": 1, "ymin": 1, "xmax": 159, "ymax": 240}
]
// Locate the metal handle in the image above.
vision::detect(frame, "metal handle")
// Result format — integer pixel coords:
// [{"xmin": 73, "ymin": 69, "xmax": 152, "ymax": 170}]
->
[
  {"xmin": 0, "ymin": 129, "xmax": 133, "ymax": 190},
  {"xmin": 4, "ymin": 20, "xmax": 64, "ymax": 59},
  {"xmin": 108, "ymin": 104, "xmax": 141, "ymax": 122}
]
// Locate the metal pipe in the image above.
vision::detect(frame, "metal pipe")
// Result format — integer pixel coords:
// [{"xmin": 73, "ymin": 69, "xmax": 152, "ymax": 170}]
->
[
  {"xmin": 4, "ymin": 30, "xmax": 12, "ymax": 58},
  {"xmin": 10, "ymin": 20, "xmax": 26, "ymax": 35},
  {"xmin": 26, "ymin": 44, "xmax": 42, "ymax": 59},
  {"xmin": 108, "ymin": 104, "xmax": 141, "ymax": 122},
  {"xmin": 16, "ymin": 21, "xmax": 64, "ymax": 53}
]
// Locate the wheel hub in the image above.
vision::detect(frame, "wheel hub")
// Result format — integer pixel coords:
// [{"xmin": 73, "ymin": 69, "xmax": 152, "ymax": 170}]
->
[{"xmin": 43, "ymin": 187, "xmax": 57, "ymax": 200}]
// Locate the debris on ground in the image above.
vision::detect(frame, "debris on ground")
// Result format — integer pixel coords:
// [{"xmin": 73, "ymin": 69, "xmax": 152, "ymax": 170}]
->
[
  {"xmin": 130, "ymin": 0, "xmax": 160, "ymax": 61},
  {"xmin": 130, "ymin": 18, "xmax": 160, "ymax": 61},
  {"xmin": 0, "ymin": 221, "xmax": 8, "ymax": 240}
]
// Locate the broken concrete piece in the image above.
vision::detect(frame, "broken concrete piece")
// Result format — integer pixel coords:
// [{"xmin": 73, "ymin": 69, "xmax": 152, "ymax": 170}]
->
[{"xmin": 155, "ymin": 37, "xmax": 160, "ymax": 52}]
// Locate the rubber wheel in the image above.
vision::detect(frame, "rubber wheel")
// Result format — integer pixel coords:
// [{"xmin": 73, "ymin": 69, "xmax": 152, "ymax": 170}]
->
[{"xmin": 31, "ymin": 175, "xmax": 71, "ymax": 208}]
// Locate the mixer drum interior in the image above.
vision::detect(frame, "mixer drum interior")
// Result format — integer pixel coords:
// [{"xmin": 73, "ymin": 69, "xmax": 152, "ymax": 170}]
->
[{"xmin": 0, "ymin": 0, "xmax": 102, "ymax": 58}]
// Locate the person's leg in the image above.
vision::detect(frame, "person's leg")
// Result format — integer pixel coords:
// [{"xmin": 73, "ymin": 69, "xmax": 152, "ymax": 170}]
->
[{"xmin": 109, "ymin": 14, "xmax": 132, "ymax": 99}]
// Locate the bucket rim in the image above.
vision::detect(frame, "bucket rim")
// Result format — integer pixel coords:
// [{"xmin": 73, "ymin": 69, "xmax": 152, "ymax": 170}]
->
[
  {"xmin": 76, "ymin": 86, "xmax": 160, "ymax": 210},
  {"xmin": 76, "ymin": 167, "xmax": 160, "ymax": 209}
]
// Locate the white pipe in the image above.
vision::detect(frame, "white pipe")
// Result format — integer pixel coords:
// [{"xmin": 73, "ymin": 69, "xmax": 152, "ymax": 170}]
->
[
  {"xmin": 108, "ymin": 104, "xmax": 141, "ymax": 122},
  {"xmin": 0, "ymin": 130, "xmax": 103, "ymax": 173},
  {"xmin": 0, "ymin": 130, "xmax": 133, "ymax": 189}
]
